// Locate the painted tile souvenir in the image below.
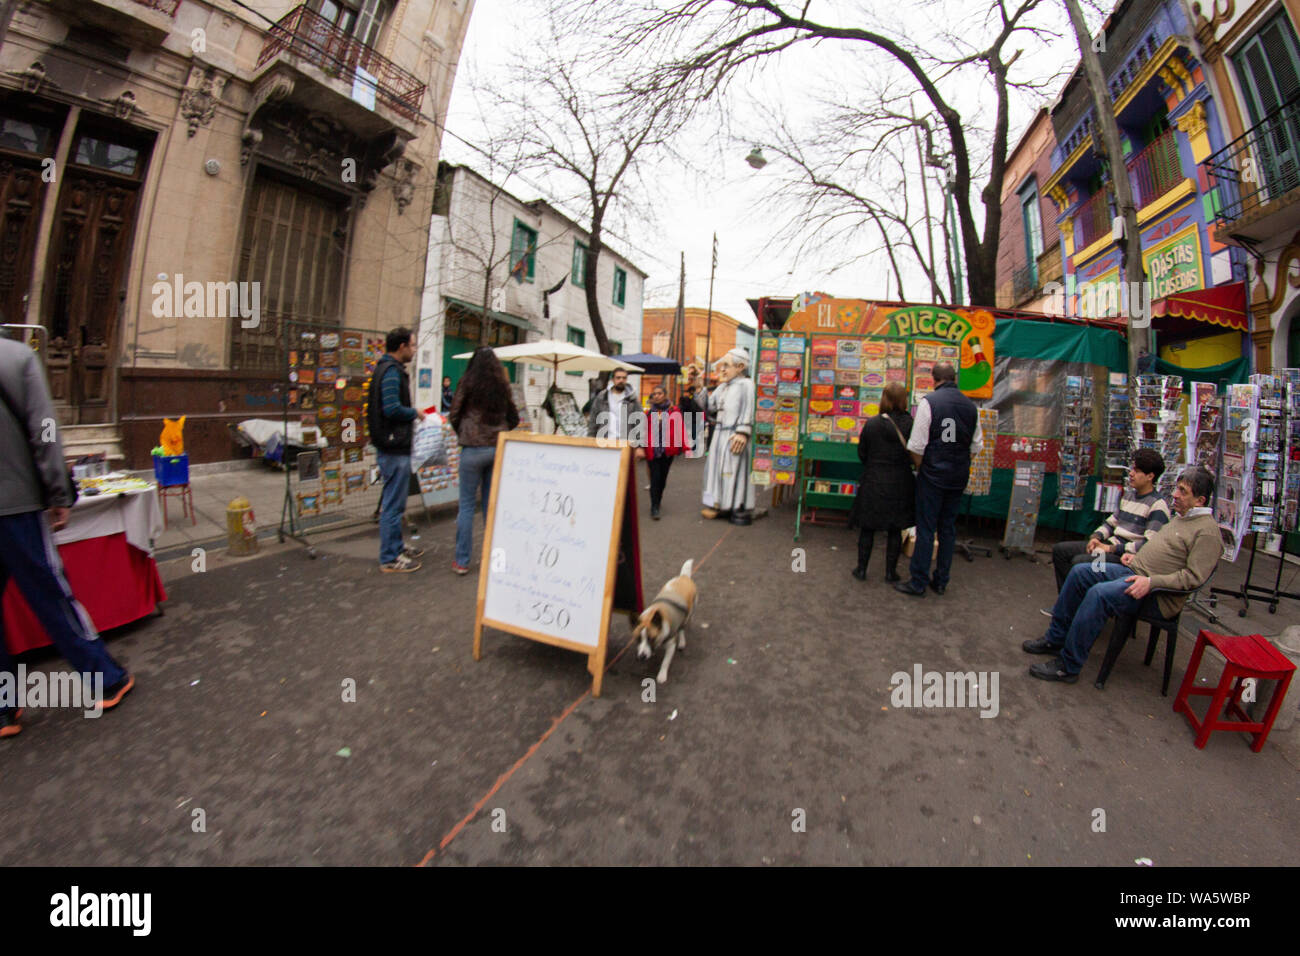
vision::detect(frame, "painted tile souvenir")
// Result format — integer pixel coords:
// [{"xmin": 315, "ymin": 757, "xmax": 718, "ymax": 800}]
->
[
  {"xmin": 320, "ymin": 350, "xmax": 338, "ymax": 367},
  {"xmin": 320, "ymin": 333, "xmax": 340, "ymax": 349},
  {"xmin": 886, "ymin": 356, "xmax": 905, "ymax": 369},
  {"xmin": 322, "ymin": 485, "xmax": 342, "ymax": 506},
  {"xmin": 835, "ymin": 416, "xmax": 857, "ymax": 433},
  {"xmin": 345, "ymin": 472, "xmax": 365, "ymax": 494},
  {"xmin": 778, "ymin": 336, "xmax": 805, "ymax": 352},
  {"xmin": 297, "ymin": 369, "xmax": 316, "ymax": 384},
  {"xmin": 774, "ymin": 441, "xmax": 798, "ymax": 456},
  {"xmin": 774, "ymin": 471, "xmax": 796, "ymax": 485},
  {"xmin": 863, "ymin": 342, "xmax": 887, "ymax": 359},
  {"xmin": 777, "ymin": 382, "xmax": 802, "ymax": 397},
  {"xmin": 774, "ymin": 427, "xmax": 798, "ymax": 441},
  {"xmin": 835, "ymin": 370, "xmax": 859, "ymax": 385},
  {"xmin": 323, "ymin": 466, "xmax": 341, "ymax": 483},
  {"xmin": 836, "ymin": 339, "xmax": 860, "ymax": 359},
  {"xmin": 836, "ymin": 385, "xmax": 857, "ymax": 399},
  {"xmin": 342, "ymin": 332, "xmax": 362, "ymax": 349},
  {"xmin": 299, "ymin": 351, "xmax": 316, "ymax": 367},
  {"xmin": 808, "ymin": 399, "xmax": 834, "ymax": 415},
  {"xmin": 759, "ymin": 361, "xmax": 778, "ymax": 374},
  {"xmin": 761, "ymin": 336, "xmax": 779, "ymax": 349},
  {"xmin": 775, "ymin": 456, "xmax": 797, "ymax": 469},
  {"xmin": 341, "ymin": 349, "xmax": 364, "ymax": 370},
  {"xmin": 757, "ymin": 396, "xmax": 778, "ymax": 411},
  {"xmin": 939, "ymin": 345, "xmax": 959, "ymax": 359},
  {"xmin": 811, "ymin": 369, "xmax": 835, "ymax": 385},
  {"xmin": 811, "ymin": 338, "xmax": 837, "ymax": 355},
  {"xmin": 861, "ymin": 402, "xmax": 880, "ymax": 417},
  {"xmin": 312, "ymin": 385, "xmax": 332, "ymax": 404},
  {"xmin": 299, "ymin": 391, "xmax": 315, "ymax": 410},
  {"xmin": 837, "ymin": 354, "xmax": 861, "ymax": 369},
  {"xmin": 810, "ymin": 384, "xmax": 833, "ymax": 400},
  {"xmin": 319, "ymin": 419, "xmax": 341, "ymax": 439},
  {"xmin": 886, "ymin": 367, "xmax": 907, "ymax": 382},
  {"xmin": 317, "ymin": 404, "xmax": 339, "ymax": 420},
  {"xmin": 297, "ymin": 493, "xmax": 320, "ymax": 517},
  {"xmin": 751, "ymin": 471, "xmax": 772, "ymax": 486},
  {"xmin": 321, "ymin": 446, "xmax": 342, "ymax": 463},
  {"xmin": 779, "ymin": 352, "xmax": 803, "ymax": 368},
  {"xmin": 318, "ymin": 367, "xmax": 338, "ymax": 384},
  {"xmin": 887, "ymin": 342, "xmax": 907, "ymax": 357},
  {"xmin": 835, "ymin": 401, "xmax": 859, "ymax": 417},
  {"xmin": 775, "ymin": 412, "xmax": 799, "ymax": 427},
  {"xmin": 779, "ymin": 367, "xmax": 802, "ymax": 382},
  {"xmin": 756, "ymin": 409, "xmax": 775, "ymax": 423},
  {"xmin": 760, "ymin": 349, "xmax": 778, "ymax": 361},
  {"xmin": 914, "ymin": 342, "xmax": 938, "ymax": 361},
  {"xmin": 777, "ymin": 396, "xmax": 799, "ymax": 411},
  {"xmin": 344, "ymin": 448, "xmax": 363, "ymax": 463},
  {"xmin": 913, "ymin": 375, "xmax": 934, "ymax": 392},
  {"xmin": 806, "ymin": 417, "xmax": 832, "ymax": 434},
  {"xmin": 755, "ymin": 421, "xmax": 774, "ymax": 434},
  {"xmin": 812, "ymin": 355, "xmax": 834, "ymax": 369},
  {"xmin": 341, "ymin": 404, "xmax": 363, "ymax": 425},
  {"xmin": 342, "ymin": 386, "xmax": 365, "ymax": 403},
  {"xmin": 752, "ymin": 456, "xmax": 772, "ymax": 471},
  {"xmin": 862, "ymin": 370, "xmax": 886, "ymax": 388},
  {"xmin": 757, "ymin": 372, "xmax": 778, "ymax": 386}
]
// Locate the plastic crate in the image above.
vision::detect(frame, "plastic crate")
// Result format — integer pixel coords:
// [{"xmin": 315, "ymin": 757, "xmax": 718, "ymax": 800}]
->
[{"xmin": 153, "ymin": 453, "xmax": 189, "ymax": 487}]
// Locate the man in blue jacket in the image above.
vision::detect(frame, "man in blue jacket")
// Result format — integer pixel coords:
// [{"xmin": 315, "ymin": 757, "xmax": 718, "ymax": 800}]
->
[
  {"xmin": 366, "ymin": 327, "xmax": 426, "ymax": 573},
  {"xmin": 895, "ymin": 362, "xmax": 983, "ymax": 598}
]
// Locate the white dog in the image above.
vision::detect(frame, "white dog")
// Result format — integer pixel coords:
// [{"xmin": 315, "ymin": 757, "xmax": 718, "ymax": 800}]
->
[{"xmin": 632, "ymin": 559, "xmax": 697, "ymax": 684}]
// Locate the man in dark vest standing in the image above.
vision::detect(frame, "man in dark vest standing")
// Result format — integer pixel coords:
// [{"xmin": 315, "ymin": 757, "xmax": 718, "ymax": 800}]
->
[
  {"xmin": 367, "ymin": 327, "xmax": 425, "ymax": 573},
  {"xmin": 894, "ymin": 362, "xmax": 983, "ymax": 597}
]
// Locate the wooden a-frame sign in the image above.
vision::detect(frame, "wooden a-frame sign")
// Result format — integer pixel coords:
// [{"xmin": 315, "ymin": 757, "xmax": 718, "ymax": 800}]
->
[{"xmin": 472, "ymin": 432, "xmax": 642, "ymax": 696}]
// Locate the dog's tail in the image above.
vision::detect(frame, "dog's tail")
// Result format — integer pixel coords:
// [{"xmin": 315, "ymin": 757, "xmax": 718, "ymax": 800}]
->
[{"xmin": 679, "ymin": 558, "xmax": 694, "ymax": 578}]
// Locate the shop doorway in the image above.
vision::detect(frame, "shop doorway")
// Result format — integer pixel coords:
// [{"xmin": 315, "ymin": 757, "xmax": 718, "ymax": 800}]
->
[{"xmin": 41, "ymin": 123, "xmax": 151, "ymax": 425}]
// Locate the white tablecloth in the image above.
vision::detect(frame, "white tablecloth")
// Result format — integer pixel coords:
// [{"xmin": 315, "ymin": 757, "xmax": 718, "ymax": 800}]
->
[{"xmin": 54, "ymin": 485, "xmax": 164, "ymax": 554}]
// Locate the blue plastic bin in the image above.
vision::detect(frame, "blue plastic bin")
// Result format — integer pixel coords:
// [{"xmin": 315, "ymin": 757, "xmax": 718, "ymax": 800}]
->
[{"xmin": 153, "ymin": 453, "xmax": 189, "ymax": 487}]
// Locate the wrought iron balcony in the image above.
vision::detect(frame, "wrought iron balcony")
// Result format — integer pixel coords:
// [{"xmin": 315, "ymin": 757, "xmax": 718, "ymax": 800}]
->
[
  {"xmin": 258, "ymin": 4, "xmax": 426, "ymax": 123},
  {"xmin": 1073, "ymin": 186, "xmax": 1113, "ymax": 250},
  {"xmin": 1127, "ymin": 128, "xmax": 1184, "ymax": 209},
  {"xmin": 1202, "ymin": 94, "xmax": 1300, "ymax": 233}
]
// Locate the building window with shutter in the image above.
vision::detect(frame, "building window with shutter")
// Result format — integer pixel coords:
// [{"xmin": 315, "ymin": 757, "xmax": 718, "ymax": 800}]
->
[
  {"xmin": 566, "ymin": 325, "xmax": 584, "ymax": 374},
  {"xmin": 572, "ymin": 240, "xmax": 588, "ymax": 288},
  {"xmin": 510, "ymin": 219, "xmax": 537, "ymax": 283},
  {"xmin": 612, "ymin": 266, "xmax": 627, "ymax": 307}
]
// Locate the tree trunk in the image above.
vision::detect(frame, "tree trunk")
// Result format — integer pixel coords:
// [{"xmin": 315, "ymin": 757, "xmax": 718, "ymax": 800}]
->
[{"xmin": 583, "ymin": 211, "xmax": 613, "ymax": 355}]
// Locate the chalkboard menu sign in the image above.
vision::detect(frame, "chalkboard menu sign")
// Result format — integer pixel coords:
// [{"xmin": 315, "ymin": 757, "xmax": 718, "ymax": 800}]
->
[{"xmin": 473, "ymin": 433, "xmax": 636, "ymax": 696}]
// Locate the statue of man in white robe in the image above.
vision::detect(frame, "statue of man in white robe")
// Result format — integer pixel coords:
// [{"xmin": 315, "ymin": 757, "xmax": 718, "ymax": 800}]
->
[{"xmin": 701, "ymin": 348, "xmax": 756, "ymax": 525}]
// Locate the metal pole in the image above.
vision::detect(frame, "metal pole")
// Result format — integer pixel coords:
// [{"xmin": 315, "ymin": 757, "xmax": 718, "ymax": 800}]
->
[{"xmin": 703, "ymin": 232, "xmax": 717, "ymax": 384}]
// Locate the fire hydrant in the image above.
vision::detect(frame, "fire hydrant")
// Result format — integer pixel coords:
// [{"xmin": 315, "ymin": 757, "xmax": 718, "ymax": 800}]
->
[{"xmin": 226, "ymin": 496, "xmax": 259, "ymax": 556}]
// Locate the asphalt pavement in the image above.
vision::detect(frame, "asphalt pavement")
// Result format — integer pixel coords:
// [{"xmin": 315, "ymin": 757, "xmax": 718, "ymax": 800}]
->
[{"xmin": 1, "ymin": 455, "xmax": 1297, "ymax": 865}]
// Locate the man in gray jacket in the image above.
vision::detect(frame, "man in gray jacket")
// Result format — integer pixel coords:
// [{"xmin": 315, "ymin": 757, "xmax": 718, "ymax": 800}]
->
[{"xmin": 0, "ymin": 337, "xmax": 135, "ymax": 738}]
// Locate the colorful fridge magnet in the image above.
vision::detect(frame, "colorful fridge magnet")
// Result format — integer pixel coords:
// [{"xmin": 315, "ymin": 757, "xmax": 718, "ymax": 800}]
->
[
  {"xmin": 321, "ymin": 447, "xmax": 342, "ymax": 463},
  {"xmin": 318, "ymin": 367, "xmax": 338, "ymax": 384},
  {"xmin": 779, "ymin": 352, "xmax": 803, "ymax": 368},
  {"xmin": 320, "ymin": 350, "xmax": 338, "ymax": 367},
  {"xmin": 297, "ymin": 369, "xmax": 316, "ymax": 385},
  {"xmin": 777, "ymin": 382, "xmax": 802, "ymax": 397},
  {"xmin": 757, "ymin": 372, "xmax": 778, "ymax": 386},
  {"xmin": 342, "ymin": 332, "xmax": 362, "ymax": 350},
  {"xmin": 808, "ymin": 399, "xmax": 834, "ymax": 415},
  {"xmin": 320, "ymin": 333, "xmax": 340, "ymax": 349}
]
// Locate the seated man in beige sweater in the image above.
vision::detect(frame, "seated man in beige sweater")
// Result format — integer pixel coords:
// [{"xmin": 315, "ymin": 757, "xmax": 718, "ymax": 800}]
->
[{"xmin": 1023, "ymin": 466, "xmax": 1221, "ymax": 683}]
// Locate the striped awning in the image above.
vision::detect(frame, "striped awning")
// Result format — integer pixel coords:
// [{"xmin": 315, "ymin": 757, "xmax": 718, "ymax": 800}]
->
[{"xmin": 1151, "ymin": 282, "xmax": 1248, "ymax": 332}]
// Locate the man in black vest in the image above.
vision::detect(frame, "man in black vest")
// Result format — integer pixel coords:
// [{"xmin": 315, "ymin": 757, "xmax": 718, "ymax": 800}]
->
[
  {"xmin": 894, "ymin": 362, "xmax": 983, "ymax": 597},
  {"xmin": 367, "ymin": 327, "xmax": 426, "ymax": 572}
]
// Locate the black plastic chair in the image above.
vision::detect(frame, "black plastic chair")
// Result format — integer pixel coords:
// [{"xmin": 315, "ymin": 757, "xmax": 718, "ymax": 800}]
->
[{"xmin": 1094, "ymin": 566, "xmax": 1218, "ymax": 696}]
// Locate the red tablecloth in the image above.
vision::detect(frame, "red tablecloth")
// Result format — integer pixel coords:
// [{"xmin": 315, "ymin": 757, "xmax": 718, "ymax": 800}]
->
[{"xmin": 2, "ymin": 531, "xmax": 166, "ymax": 655}]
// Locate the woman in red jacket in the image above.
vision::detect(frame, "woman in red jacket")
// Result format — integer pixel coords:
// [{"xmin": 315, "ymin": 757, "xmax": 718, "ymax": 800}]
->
[{"xmin": 641, "ymin": 384, "xmax": 685, "ymax": 520}]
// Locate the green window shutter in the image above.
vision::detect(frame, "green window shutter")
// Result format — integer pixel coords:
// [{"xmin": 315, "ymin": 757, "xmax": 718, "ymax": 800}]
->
[
  {"xmin": 572, "ymin": 241, "xmax": 587, "ymax": 287},
  {"xmin": 566, "ymin": 325, "xmax": 585, "ymax": 373},
  {"xmin": 1235, "ymin": 13, "xmax": 1300, "ymax": 122},
  {"xmin": 612, "ymin": 267, "xmax": 627, "ymax": 307}
]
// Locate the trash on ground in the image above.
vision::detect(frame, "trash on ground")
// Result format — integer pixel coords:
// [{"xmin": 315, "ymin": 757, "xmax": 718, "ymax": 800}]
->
[{"xmin": 335, "ymin": 747, "xmax": 352, "ymax": 758}]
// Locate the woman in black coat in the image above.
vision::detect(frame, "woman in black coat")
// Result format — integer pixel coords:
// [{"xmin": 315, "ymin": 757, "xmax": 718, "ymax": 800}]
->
[{"xmin": 849, "ymin": 382, "xmax": 915, "ymax": 582}]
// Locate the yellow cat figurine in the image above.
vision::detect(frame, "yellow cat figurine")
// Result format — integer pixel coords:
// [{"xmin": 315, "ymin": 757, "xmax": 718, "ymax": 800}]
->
[{"xmin": 159, "ymin": 416, "xmax": 186, "ymax": 456}]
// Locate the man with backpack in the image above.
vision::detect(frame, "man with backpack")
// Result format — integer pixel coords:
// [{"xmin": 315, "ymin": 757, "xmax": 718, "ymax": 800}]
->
[{"xmin": 367, "ymin": 328, "xmax": 426, "ymax": 573}]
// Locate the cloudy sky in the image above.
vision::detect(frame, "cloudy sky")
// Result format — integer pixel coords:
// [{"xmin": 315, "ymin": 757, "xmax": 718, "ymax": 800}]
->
[{"xmin": 442, "ymin": 0, "xmax": 1093, "ymax": 330}]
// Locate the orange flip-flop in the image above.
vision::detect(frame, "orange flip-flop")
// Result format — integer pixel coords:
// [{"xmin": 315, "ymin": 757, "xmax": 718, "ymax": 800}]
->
[{"xmin": 101, "ymin": 675, "xmax": 135, "ymax": 710}]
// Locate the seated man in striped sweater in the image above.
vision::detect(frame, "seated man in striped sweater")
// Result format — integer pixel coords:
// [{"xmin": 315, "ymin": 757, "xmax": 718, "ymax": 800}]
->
[
  {"xmin": 1043, "ymin": 448, "xmax": 1170, "ymax": 616},
  {"xmin": 1024, "ymin": 466, "xmax": 1220, "ymax": 683}
]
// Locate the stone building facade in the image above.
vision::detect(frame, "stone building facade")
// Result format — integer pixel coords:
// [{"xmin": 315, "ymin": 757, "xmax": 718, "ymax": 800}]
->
[{"xmin": 0, "ymin": 0, "xmax": 473, "ymax": 466}]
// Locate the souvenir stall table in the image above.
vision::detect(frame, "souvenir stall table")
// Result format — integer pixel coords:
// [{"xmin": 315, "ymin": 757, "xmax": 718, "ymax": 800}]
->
[{"xmin": 2, "ymin": 481, "xmax": 166, "ymax": 654}]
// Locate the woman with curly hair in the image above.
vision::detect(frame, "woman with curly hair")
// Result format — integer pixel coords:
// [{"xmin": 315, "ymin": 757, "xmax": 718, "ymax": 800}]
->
[{"xmin": 448, "ymin": 347, "xmax": 519, "ymax": 574}]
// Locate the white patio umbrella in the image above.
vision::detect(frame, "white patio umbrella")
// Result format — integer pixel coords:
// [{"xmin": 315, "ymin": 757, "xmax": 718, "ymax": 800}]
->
[{"xmin": 452, "ymin": 339, "xmax": 645, "ymax": 375}]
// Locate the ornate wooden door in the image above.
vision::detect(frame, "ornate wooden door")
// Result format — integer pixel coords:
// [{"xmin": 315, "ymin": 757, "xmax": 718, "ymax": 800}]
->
[
  {"xmin": 0, "ymin": 159, "xmax": 46, "ymax": 329},
  {"xmin": 42, "ymin": 171, "xmax": 140, "ymax": 424}
]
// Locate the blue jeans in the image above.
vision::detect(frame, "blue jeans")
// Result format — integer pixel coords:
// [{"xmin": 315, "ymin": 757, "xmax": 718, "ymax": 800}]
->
[
  {"xmin": 908, "ymin": 476, "xmax": 964, "ymax": 590},
  {"xmin": 0, "ymin": 510, "xmax": 127, "ymax": 711},
  {"xmin": 456, "ymin": 445, "xmax": 496, "ymax": 567},
  {"xmin": 377, "ymin": 451, "xmax": 410, "ymax": 564},
  {"xmin": 1044, "ymin": 562, "xmax": 1141, "ymax": 674}
]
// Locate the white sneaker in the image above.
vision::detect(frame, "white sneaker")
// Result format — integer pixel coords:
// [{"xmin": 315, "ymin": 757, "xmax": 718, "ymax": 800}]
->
[{"xmin": 381, "ymin": 553, "xmax": 421, "ymax": 573}]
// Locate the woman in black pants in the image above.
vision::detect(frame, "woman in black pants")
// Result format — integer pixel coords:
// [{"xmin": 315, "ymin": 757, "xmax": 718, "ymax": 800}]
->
[{"xmin": 849, "ymin": 382, "xmax": 915, "ymax": 582}]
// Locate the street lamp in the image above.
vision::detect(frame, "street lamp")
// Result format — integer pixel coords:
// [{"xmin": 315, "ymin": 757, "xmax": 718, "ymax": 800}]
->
[{"xmin": 745, "ymin": 146, "xmax": 768, "ymax": 170}]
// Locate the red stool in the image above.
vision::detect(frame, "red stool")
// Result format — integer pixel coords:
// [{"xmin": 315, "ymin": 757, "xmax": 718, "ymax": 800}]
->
[
  {"xmin": 1173, "ymin": 630, "xmax": 1297, "ymax": 752},
  {"xmin": 159, "ymin": 482, "xmax": 196, "ymax": 527}
]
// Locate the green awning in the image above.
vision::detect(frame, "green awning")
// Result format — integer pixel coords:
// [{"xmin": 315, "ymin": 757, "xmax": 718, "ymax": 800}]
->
[{"xmin": 444, "ymin": 296, "xmax": 541, "ymax": 332}]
